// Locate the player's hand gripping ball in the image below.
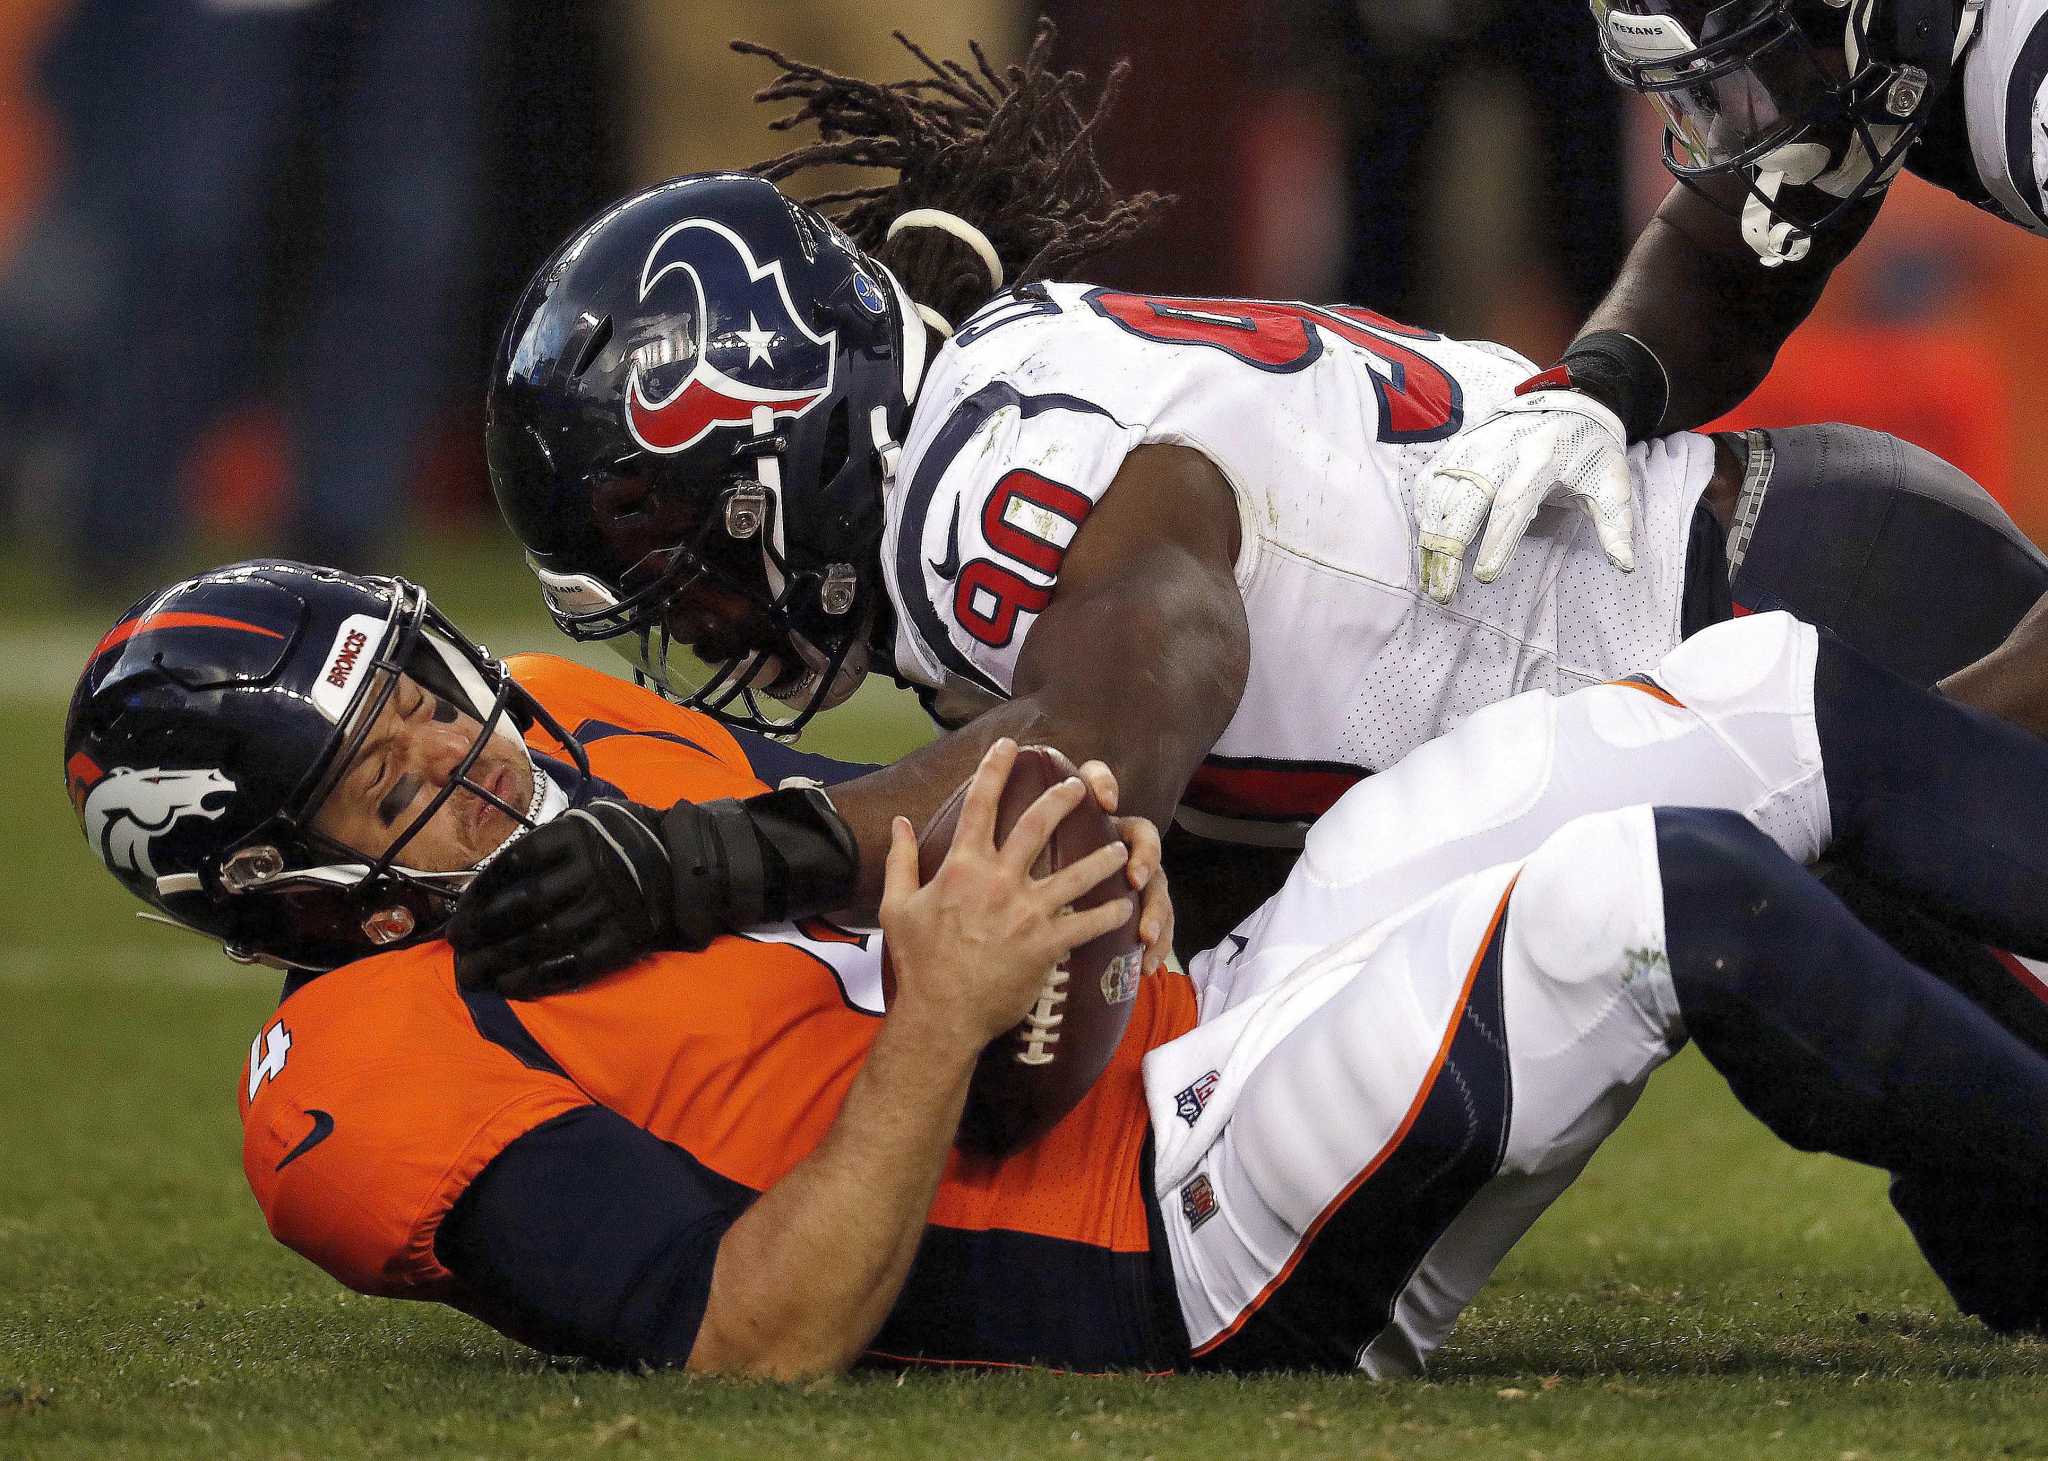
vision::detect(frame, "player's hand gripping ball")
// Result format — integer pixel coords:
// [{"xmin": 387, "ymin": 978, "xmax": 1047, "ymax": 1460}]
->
[{"xmin": 883, "ymin": 745, "xmax": 1145, "ymax": 1156}]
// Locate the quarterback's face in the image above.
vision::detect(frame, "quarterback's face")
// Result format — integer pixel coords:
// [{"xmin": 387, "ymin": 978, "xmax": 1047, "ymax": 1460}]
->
[{"xmin": 310, "ymin": 671, "xmax": 534, "ymax": 871}]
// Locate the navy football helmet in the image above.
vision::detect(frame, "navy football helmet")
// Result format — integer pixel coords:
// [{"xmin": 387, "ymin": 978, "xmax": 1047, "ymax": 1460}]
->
[
  {"xmin": 64, "ymin": 561, "xmax": 589, "ymax": 972},
  {"xmin": 1591, "ymin": 0, "xmax": 1981, "ymax": 263},
  {"xmin": 486, "ymin": 172, "xmax": 931, "ymax": 735}
]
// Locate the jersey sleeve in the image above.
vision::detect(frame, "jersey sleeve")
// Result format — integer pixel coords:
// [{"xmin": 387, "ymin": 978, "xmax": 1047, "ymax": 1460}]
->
[
  {"xmin": 239, "ymin": 954, "xmax": 591, "ymax": 1298},
  {"xmin": 887, "ymin": 382, "xmax": 1147, "ymax": 698},
  {"xmin": 434, "ymin": 1104, "xmax": 757, "ymax": 1365}
]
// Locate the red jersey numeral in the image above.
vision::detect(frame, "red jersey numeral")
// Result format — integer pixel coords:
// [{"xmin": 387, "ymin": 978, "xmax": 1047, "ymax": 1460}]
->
[
  {"xmin": 954, "ymin": 469, "xmax": 1090, "ymax": 648},
  {"xmin": 1083, "ymin": 289, "xmax": 1463, "ymax": 444}
]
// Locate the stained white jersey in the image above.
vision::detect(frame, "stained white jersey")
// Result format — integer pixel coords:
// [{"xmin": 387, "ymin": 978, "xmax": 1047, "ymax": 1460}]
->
[{"xmin": 880, "ymin": 283, "xmax": 1715, "ymax": 832}]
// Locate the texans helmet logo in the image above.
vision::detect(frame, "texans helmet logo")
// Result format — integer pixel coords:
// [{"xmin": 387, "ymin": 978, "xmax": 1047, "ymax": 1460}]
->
[
  {"xmin": 82, "ymin": 766, "xmax": 235, "ymax": 881},
  {"xmin": 624, "ymin": 217, "xmax": 837, "ymax": 454}
]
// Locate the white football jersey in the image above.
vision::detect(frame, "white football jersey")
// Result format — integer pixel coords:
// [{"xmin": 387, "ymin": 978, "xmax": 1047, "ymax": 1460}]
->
[
  {"xmin": 880, "ymin": 284, "xmax": 1714, "ymax": 835},
  {"xmin": 1958, "ymin": 0, "xmax": 2048, "ymax": 234}
]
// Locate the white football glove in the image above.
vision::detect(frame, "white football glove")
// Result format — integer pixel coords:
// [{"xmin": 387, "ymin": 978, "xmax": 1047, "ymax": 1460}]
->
[{"xmin": 1415, "ymin": 388, "xmax": 1636, "ymax": 605}]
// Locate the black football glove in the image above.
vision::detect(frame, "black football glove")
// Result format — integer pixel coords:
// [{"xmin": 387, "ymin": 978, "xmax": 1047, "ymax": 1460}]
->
[
  {"xmin": 449, "ymin": 799, "xmax": 674, "ymax": 997},
  {"xmin": 449, "ymin": 786, "xmax": 858, "ymax": 998}
]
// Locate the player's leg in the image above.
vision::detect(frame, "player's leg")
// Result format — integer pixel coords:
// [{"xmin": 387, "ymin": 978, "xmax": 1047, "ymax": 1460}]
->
[
  {"xmin": 1655, "ymin": 807, "xmax": 2048, "ymax": 1184},
  {"xmin": 1161, "ymin": 806, "xmax": 1684, "ymax": 1374},
  {"xmin": 1188, "ymin": 610, "xmax": 1830, "ymax": 1020},
  {"xmin": 1809, "ymin": 863, "xmax": 2048, "ymax": 1057},
  {"xmin": 1812, "ymin": 862, "xmax": 2048, "ymax": 1332},
  {"xmin": 1193, "ymin": 600, "xmax": 2048, "ymax": 1024},
  {"xmin": 1886, "ymin": 1166, "xmax": 2048, "ymax": 1333},
  {"xmin": 1807, "ymin": 627, "xmax": 2048, "ymax": 955},
  {"xmin": 1718, "ymin": 423, "xmax": 2048, "ymax": 685},
  {"xmin": 1661, "ymin": 807, "xmax": 2048, "ymax": 1334}
]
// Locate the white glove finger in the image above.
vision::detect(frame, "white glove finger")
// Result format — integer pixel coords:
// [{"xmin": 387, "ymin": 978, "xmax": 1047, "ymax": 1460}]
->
[
  {"xmin": 1472, "ymin": 488, "xmax": 1546, "ymax": 584},
  {"xmin": 1419, "ymin": 536, "xmax": 1464, "ymax": 605},
  {"xmin": 1417, "ymin": 468, "xmax": 1493, "ymax": 605},
  {"xmin": 1571, "ymin": 453, "xmax": 1637, "ymax": 573},
  {"xmin": 1471, "ymin": 432, "xmax": 1557, "ymax": 583}
]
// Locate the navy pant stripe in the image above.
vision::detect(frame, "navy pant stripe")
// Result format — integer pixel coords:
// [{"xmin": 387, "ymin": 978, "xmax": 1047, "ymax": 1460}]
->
[{"xmin": 1195, "ymin": 892, "xmax": 1515, "ymax": 1371}]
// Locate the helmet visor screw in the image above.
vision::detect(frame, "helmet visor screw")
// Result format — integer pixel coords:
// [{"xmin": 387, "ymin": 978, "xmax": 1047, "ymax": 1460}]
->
[
  {"xmin": 220, "ymin": 844, "xmax": 286, "ymax": 892},
  {"xmin": 725, "ymin": 484, "xmax": 766, "ymax": 539},
  {"xmin": 819, "ymin": 563, "xmax": 857, "ymax": 617},
  {"xmin": 362, "ymin": 906, "xmax": 417, "ymax": 945}
]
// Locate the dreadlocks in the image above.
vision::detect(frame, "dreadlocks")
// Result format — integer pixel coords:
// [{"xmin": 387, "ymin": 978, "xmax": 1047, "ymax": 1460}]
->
[{"xmin": 735, "ymin": 23, "xmax": 1169, "ymax": 332}]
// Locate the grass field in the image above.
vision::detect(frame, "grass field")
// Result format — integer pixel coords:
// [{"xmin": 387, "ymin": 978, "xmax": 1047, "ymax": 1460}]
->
[{"xmin": 6, "ymin": 534, "xmax": 2048, "ymax": 1458}]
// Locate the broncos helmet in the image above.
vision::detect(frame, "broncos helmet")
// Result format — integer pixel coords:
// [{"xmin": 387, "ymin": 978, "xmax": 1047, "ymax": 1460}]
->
[
  {"xmin": 63, "ymin": 560, "xmax": 589, "ymax": 972},
  {"xmin": 1591, "ymin": 0, "xmax": 1983, "ymax": 263},
  {"xmin": 486, "ymin": 172, "xmax": 931, "ymax": 735}
]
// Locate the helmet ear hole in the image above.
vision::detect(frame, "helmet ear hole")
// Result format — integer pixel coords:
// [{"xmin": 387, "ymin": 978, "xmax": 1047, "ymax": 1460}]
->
[
  {"xmin": 818, "ymin": 400, "xmax": 851, "ymax": 487},
  {"xmin": 570, "ymin": 315, "xmax": 614, "ymax": 379}
]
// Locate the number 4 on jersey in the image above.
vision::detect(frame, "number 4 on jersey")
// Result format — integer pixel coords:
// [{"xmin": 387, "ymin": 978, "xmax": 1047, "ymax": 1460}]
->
[{"xmin": 247, "ymin": 1020, "xmax": 292, "ymax": 1101}]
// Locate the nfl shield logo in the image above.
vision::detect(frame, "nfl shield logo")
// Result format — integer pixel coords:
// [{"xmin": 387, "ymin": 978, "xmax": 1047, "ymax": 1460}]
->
[
  {"xmin": 1180, "ymin": 1173, "xmax": 1218, "ymax": 1231},
  {"xmin": 1174, "ymin": 1070, "xmax": 1220, "ymax": 1127}
]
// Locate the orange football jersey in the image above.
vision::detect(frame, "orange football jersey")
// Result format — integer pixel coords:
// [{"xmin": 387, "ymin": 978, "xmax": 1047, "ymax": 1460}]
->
[{"xmin": 239, "ymin": 655, "xmax": 1195, "ymax": 1366}]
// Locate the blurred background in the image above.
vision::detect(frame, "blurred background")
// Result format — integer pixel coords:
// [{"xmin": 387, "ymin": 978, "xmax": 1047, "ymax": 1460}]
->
[{"xmin": 1, "ymin": 0, "xmax": 2040, "ymax": 626}]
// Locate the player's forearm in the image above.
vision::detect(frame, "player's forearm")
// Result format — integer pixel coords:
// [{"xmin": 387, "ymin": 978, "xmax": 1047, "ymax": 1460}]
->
[
  {"xmin": 1581, "ymin": 219, "xmax": 1789, "ymax": 432},
  {"xmin": 824, "ymin": 698, "xmax": 1055, "ymax": 913},
  {"xmin": 1938, "ymin": 593, "xmax": 2048, "ymax": 740},
  {"xmin": 830, "ymin": 442, "xmax": 1247, "ymax": 915},
  {"xmin": 1578, "ymin": 182, "xmax": 1863, "ymax": 435},
  {"xmin": 829, "ymin": 673, "xmax": 1228, "ymax": 915},
  {"xmin": 688, "ymin": 1007, "xmax": 977, "ymax": 1378}
]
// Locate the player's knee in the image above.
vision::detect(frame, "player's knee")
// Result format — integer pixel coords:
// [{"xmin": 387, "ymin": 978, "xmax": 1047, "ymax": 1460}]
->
[
  {"xmin": 1644, "ymin": 609, "xmax": 1816, "ymax": 750},
  {"xmin": 1653, "ymin": 806, "xmax": 1807, "ymax": 1011},
  {"xmin": 1738, "ymin": 424, "xmax": 2048, "ymax": 682},
  {"xmin": 1512, "ymin": 808, "xmax": 1668, "ymax": 999},
  {"xmin": 1889, "ymin": 1170, "xmax": 2048, "ymax": 1336}
]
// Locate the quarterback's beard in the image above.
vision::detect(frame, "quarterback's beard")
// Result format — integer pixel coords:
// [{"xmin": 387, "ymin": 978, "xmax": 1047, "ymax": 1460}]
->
[{"xmin": 464, "ymin": 737, "xmax": 562, "ymax": 877}]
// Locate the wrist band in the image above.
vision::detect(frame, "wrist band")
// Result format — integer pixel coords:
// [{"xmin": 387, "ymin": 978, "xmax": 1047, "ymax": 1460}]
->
[{"xmin": 1558, "ymin": 330, "xmax": 1670, "ymax": 443}]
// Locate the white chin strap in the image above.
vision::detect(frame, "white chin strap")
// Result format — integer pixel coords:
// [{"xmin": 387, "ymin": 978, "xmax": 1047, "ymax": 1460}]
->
[
  {"xmin": 527, "ymin": 759, "xmax": 571, "ymax": 827},
  {"xmin": 1743, "ymin": 130, "xmax": 1904, "ymax": 266},
  {"xmin": 870, "ymin": 259, "xmax": 937, "ymax": 494},
  {"xmin": 877, "ymin": 259, "xmax": 933, "ymax": 405},
  {"xmin": 1743, "ymin": 142, "xmax": 1830, "ymax": 266}
]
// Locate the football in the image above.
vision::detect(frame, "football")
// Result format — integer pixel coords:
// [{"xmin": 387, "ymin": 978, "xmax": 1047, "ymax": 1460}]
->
[{"xmin": 889, "ymin": 744, "xmax": 1144, "ymax": 1156}]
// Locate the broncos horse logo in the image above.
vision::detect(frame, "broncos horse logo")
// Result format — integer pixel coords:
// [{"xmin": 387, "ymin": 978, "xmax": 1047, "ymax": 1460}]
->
[
  {"xmin": 623, "ymin": 216, "xmax": 837, "ymax": 454},
  {"xmin": 82, "ymin": 767, "xmax": 236, "ymax": 881}
]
